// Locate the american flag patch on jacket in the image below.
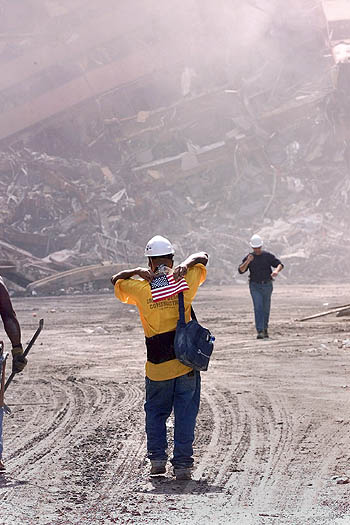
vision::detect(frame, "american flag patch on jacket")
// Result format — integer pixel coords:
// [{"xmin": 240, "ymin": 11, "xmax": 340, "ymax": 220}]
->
[{"xmin": 150, "ymin": 274, "xmax": 189, "ymax": 302}]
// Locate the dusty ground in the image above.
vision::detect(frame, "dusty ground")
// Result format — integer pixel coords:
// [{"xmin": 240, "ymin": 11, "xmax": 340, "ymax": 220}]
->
[{"xmin": 1, "ymin": 284, "xmax": 350, "ymax": 525}]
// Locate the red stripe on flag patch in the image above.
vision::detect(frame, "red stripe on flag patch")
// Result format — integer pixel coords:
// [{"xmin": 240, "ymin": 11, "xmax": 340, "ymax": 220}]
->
[{"xmin": 150, "ymin": 274, "xmax": 189, "ymax": 302}]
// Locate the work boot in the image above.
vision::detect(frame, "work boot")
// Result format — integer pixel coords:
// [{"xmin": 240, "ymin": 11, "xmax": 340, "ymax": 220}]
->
[
  {"xmin": 0, "ymin": 459, "xmax": 5, "ymax": 472},
  {"xmin": 173, "ymin": 467, "xmax": 192, "ymax": 481},
  {"xmin": 263, "ymin": 329, "xmax": 269, "ymax": 339},
  {"xmin": 150, "ymin": 461, "xmax": 166, "ymax": 476},
  {"xmin": 257, "ymin": 331, "xmax": 264, "ymax": 339}
]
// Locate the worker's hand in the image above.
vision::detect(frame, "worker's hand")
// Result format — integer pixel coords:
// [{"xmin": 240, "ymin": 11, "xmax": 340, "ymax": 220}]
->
[
  {"xmin": 137, "ymin": 268, "xmax": 155, "ymax": 282},
  {"xmin": 271, "ymin": 270, "xmax": 279, "ymax": 279},
  {"xmin": 247, "ymin": 254, "xmax": 254, "ymax": 263},
  {"xmin": 11, "ymin": 345, "xmax": 27, "ymax": 373},
  {"xmin": 173, "ymin": 264, "xmax": 188, "ymax": 281}
]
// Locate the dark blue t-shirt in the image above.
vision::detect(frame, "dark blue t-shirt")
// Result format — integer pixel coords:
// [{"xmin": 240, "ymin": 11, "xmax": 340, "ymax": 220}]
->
[{"xmin": 238, "ymin": 251, "xmax": 283, "ymax": 283}]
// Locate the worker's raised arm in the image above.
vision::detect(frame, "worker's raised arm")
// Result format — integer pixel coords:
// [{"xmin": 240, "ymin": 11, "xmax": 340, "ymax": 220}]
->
[
  {"xmin": 111, "ymin": 267, "xmax": 155, "ymax": 285},
  {"xmin": 238, "ymin": 253, "xmax": 254, "ymax": 274},
  {"xmin": 173, "ymin": 252, "xmax": 208, "ymax": 281},
  {"xmin": 0, "ymin": 279, "xmax": 21, "ymax": 347}
]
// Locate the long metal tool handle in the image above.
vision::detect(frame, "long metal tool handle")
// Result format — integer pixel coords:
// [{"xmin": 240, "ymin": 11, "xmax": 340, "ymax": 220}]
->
[{"xmin": 4, "ymin": 318, "xmax": 44, "ymax": 393}]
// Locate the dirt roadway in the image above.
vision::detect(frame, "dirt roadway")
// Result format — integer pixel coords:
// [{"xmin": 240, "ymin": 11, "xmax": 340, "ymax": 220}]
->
[{"xmin": 1, "ymin": 284, "xmax": 350, "ymax": 525}]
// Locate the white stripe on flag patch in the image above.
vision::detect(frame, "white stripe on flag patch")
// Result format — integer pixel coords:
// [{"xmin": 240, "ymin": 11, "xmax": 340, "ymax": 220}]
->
[{"xmin": 150, "ymin": 274, "xmax": 189, "ymax": 302}]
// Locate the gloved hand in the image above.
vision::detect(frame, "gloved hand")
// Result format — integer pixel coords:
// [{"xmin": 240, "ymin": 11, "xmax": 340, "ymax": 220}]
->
[
  {"xmin": 173, "ymin": 264, "xmax": 188, "ymax": 281},
  {"xmin": 11, "ymin": 345, "xmax": 27, "ymax": 373}
]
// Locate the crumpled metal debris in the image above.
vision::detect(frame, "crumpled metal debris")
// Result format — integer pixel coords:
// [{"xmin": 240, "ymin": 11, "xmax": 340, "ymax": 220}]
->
[{"xmin": 0, "ymin": 0, "xmax": 349, "ymax": 293}]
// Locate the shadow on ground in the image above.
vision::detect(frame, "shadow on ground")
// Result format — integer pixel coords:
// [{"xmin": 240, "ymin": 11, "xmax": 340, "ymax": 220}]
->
[
  {"xmin": 142, "ymin": 476, "xmax": 227, "ymax": 495},
  {"xmin": 0, "ymin": 473, "xmax": 28, "ymax": 489}
]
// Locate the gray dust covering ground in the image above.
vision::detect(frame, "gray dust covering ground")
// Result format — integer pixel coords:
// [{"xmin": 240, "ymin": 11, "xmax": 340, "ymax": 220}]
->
[{"xmin": 1, "ymin": 284, "xmax": 350, "ymax": 524}]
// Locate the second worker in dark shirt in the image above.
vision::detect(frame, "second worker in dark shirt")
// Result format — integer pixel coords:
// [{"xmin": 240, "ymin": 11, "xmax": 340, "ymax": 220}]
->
[{"xmin": 238, "ymin": 234, "xmax": 284, "ymax": 339}]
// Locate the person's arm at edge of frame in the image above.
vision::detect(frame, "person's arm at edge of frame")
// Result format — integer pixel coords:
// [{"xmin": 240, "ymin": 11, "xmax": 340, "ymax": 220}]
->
[
  {"xmin": 111, "ymin": 267, "xmax": 155, "ymax": 286},
  {"xmin": 0, "ymin": 281, "xmax": 27, "ymax": 373},
  {"xmin": 173, "ymin": 252, "xmax": 208, "ymax": 281}
]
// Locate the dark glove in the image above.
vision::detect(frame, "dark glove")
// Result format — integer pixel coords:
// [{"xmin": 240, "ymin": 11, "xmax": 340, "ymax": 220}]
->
[{"xmin": 11, "ymin": 345, "xmax": 27, "ymax": 373}]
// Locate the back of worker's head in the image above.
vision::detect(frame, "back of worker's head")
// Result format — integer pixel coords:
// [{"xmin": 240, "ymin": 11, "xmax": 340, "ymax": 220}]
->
[{"xmin": 144, "ymin": 235, "xmax": 175, "ymax": 272}]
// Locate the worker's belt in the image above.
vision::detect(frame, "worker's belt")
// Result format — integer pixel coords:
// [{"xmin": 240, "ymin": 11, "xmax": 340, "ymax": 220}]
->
[
  {"xmin": 250, "ymin": 279, "xmax": 272, "ymax": 284},
  {"xmin": 145, "ymin": 330, "xmax": 176, "ymax": 364}
]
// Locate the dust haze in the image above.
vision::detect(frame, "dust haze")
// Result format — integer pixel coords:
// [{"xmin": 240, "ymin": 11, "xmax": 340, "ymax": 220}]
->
[{"xmin": 0, "ymin": 0, "xmax": 345, "ymax": 292}]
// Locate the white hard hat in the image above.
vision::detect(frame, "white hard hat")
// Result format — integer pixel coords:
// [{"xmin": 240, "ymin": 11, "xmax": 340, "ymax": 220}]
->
[
  {"xmin": 250, "ymin": 234, "xmax": 263, "ymax": 248},
  {"xmin": 144, "ymin": 235, "xmax": 175, "ymax": 257}
]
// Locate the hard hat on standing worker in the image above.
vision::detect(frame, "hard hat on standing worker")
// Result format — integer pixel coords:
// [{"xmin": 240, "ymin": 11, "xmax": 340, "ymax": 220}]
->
[
  {"xmin": 144, "ymin": 235, "xmax": 175, "ymax": 257},
  {"xmin": 250, "ymin": 234, "xmax": 263, "ymax": 248}
]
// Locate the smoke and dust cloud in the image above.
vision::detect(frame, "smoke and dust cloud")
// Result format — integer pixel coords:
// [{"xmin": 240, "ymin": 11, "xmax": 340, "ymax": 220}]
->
[{"xmin": 0, "ymin": 0, "xmax": 349, "ymax": 293}]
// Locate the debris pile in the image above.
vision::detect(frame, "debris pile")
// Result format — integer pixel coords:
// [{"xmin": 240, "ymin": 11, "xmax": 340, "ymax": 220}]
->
[
  {"xmin": 0, "ymin": 149, "xmax": 142, "ymax": 293},
  {"xmin": 0, "ymin": 0, "xmax": 349, "ymax": 293}
]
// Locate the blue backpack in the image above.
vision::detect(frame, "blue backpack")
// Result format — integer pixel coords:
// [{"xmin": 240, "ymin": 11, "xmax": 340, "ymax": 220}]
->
[{"xmin": 174, "ymin": 292, "xmax": 214, "ymax": 371}]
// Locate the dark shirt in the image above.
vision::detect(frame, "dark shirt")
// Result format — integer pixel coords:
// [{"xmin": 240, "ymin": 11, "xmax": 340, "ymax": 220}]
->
[{"xmin": 238, "ymin": 251, "xmax": 284, "ymax": 283}]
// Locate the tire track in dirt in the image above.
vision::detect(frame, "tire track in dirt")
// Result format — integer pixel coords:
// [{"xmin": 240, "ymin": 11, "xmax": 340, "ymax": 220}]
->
[
  {"xmin": 229, "ymin": 391, "xmax": 275, "ymax": 507},
  {"xmin": 229, "ymin": 390, "xmax": 298, "ymax": 516},
  {"xmin": 7, "ymin": 379, "xmax": 91, "ymax": 470},
  {"xmin": 254, "ymin": 396, "xmax": 309, "ymax": 513},
  {"xmin": 57, "ymin": 380, "xmax": 145, "ymax": 507},
  {"xmin": 193, "ymin": 383, "xmax": 252, "ymax": 492},
  {"xmin": 193, "ymin": 386, "xmax": 222, "ymax": 482},
  {"xmin": 0, "ymin": 377, "xmax": 143, "ymax": 508},
  {"xmin": 5, "ymin": 380, "xmax": 53, "ymax": 451},
  {"xmin": 91, "ymin": 381, "xmax": 146, "ymax": 493},
  {"xmin": 46, "ymin": 379, "xmax": 143, "ymax": 488},
  {"xmin": 192, "ymin": 384, "xmax": 297, "ymax": 510},
  {"xmin": 181, "ymin": 385, "xmax": 279, "ymax": 525},
  {"xmin": 211, "ymin": 389, "xmax": 348, "ymax": 520},
  {"xmin": 225, "ymin": 392, "xmax": 333, "ymax": 516},
  {"xmin": 263, "ymin": 395, "xmax": 294, "ymax": 483},
  {"xmin": 182, "ymin": 386, "xmax": 298, "ymax": 525},
  {"xmin": 275, "ymin": 423, "xmax": 346, "ymax": 514},
  {"xmin": 214, "ymin": 392, "xmax": 251, "ymax": 487},
  {"xmin": 47, "ymin": 381, "xmax": 146, "ymax": 523},
  {"xmin": 2, "ymin": 379, "xmax": 66, "ymax": 466}
]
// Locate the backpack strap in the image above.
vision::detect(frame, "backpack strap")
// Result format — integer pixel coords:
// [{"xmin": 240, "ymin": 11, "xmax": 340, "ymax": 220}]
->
[
  {"xmin": 178, "ymin": 291, "xmax": 185, "ymax": 323},
  {"xmin": 178, "ymin": 292, "xmax": 197, "ymax": 322},
  {"xmin": 191, "ymin": 305, "xmax": 197, "ymax": 321}
]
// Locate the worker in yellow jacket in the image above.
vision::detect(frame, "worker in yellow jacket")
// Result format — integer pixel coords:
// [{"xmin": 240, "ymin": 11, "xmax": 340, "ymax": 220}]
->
[{"xmin": 112, "ymin": 235, "xmax": 208, "ymax": 480}]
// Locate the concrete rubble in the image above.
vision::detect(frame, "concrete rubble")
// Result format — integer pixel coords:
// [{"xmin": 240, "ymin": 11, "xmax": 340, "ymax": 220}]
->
[
  {"xmin": 335, "ymin": 476, "xmax": 350, "ymax": 485},
  {"xmin": 0, "ymin": 0, "xmax": 349, "ymax": 294}
]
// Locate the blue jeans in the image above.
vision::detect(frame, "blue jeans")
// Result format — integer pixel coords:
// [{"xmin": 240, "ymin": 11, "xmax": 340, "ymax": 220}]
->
[
  {"xmin": 249, "ymin": 281, "xmax": 273, "ymax": 332},
  {"xmin": 0, "ymin": 406, "xmax": 3, "ymax": 459},
  {"xmin": 144, "ymin": 371, "xmax": 201, "ymax": 469}
]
